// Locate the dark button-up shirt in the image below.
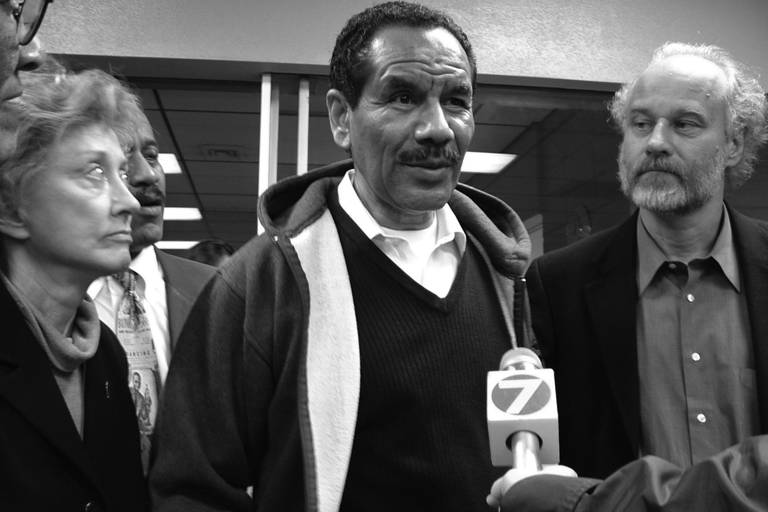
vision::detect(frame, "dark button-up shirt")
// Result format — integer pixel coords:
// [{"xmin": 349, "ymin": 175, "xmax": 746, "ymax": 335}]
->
[{"xmin": 636, "ymin": 206, "xmax": 758, "ymax": 468}]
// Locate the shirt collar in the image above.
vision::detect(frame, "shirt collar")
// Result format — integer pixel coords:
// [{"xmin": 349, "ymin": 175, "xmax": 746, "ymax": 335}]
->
[
  {"xmin": 86, "ymin": 245, "xmax": 163, "ymax": 298},
  {"xmin": 130, "ymin": 245, "xmax": 163, "ymax": 284},
  {"xmin": 710, "ymin": 207, "xmax": 740, "ymax": 291},
  {"xmin": 337, "ymin": 168, "xmax": 466, "ymax": 253},
  {"xmin": 636, "ymin": 205, "xmax": 740, "ymax": 294}
]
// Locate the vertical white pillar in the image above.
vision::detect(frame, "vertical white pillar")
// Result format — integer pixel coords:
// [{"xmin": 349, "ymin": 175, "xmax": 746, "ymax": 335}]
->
[
  {"xmin": 258, "ymin": 73, "xmax": 280, "ymax": 234},
  {"xmin": 297, "ymin": 78, "xmax": 310, "ymax": 175},
  {"xmin": 269, "ymin": 81, "xmax": 280, "ymax": 180}
]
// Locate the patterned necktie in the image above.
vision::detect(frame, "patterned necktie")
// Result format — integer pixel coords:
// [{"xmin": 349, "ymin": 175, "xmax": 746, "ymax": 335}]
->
[{"xmin": 115, "ymin": 269, "xmax": 160, "ymax": 474}]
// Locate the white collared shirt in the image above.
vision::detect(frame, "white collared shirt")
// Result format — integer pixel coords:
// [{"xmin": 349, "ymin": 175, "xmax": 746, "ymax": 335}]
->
[
  {"xmin": 337, "ymin": 169, "xmax": 466, "ymax": 298},
  {"xmin": 87, "ymin": 246, "xmax": 171, "ymax": 384}
]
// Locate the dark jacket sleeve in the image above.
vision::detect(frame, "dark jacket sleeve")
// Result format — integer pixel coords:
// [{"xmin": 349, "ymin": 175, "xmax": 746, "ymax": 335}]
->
[
  {"xmin": 502, "ymin": 436, "xmax": 768, "ymax": 512},
  {"xmin": 148, "ymin": 264, "xmax": 273, "ymax": 512}
]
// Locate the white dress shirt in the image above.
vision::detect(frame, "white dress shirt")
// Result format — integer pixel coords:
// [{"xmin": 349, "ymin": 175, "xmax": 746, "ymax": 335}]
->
[
  {"xmin": 87, "ymin": 246, "xmax": 171, "ymax": 385},
  {"xmin": 337, "ymin": 169, "xmax": 466, "ymax": 298}
]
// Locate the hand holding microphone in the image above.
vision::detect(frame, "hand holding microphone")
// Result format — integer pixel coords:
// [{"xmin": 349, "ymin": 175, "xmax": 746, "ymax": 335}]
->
[
  {"xmin": 486, "ymin": 464, "xmax": 577, "ymax": 508},
  {"xmin": 487, "ymin": 347, "xmax": 559, "ymax": 469},
  {"xmin": 486, "ymin": 348, "xmax": 575, "ymax": 509}
]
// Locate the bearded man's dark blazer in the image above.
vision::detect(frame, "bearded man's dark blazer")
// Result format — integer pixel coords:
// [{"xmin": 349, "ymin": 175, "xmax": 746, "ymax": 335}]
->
[{"xmin": 526, "ymin": 204, "xmax": 768, "ymax": 478}]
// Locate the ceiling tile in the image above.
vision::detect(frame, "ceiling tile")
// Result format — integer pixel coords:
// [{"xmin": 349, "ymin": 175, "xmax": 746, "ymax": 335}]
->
[{"xmin": 158, "ymin": 89, "xmax": 261, "ymax": 113}]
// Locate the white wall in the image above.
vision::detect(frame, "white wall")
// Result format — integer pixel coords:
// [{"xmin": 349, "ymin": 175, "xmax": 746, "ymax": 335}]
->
[{"xmin": 39, "ymin": 0, "xmax": 768, "ymax": 87}]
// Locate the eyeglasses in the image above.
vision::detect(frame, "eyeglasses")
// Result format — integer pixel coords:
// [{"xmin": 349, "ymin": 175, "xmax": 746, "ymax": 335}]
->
[{"xmin": 10, "ymin": 0, "xmax": 53, "ymax": 46}]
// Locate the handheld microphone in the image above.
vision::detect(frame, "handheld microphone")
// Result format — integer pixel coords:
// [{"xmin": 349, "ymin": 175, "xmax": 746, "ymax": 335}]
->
[{"xmin": 487, "ymin": 347, "xmax": 559, "ymax": 469}]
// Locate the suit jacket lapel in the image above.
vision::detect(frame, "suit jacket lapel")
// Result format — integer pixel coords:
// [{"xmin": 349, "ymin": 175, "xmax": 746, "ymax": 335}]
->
[
  {"xmin": 584, "ymin": 213, "xmax": 641, "ymax": 452},
  {"xmin": 729, "ymin": 206, "xmax": 768, "ymax": 431},
  {"xmin": 155, "ymin": 248, "xmax": 195, "ymax": 350},
  {"xmin": 0, "ymin": 287, "xmax": 102, "ymax": 489}
]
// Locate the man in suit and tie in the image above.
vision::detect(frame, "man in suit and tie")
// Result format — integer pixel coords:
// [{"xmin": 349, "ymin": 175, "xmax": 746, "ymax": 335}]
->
[
  {"xmin": 88, "ymin": 108, "xmax": 215, "ymax": 469},
  {"xmin": 90, "ymin": 109, "xmax": 216, "ymax": 382},
  {"xmin": 488, "ymin": 41, "xmax": 768, "ymax": 511}
]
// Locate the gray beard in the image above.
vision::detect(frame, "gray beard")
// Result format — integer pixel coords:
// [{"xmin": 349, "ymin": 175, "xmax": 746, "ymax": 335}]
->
[{"xmin": 618, "ymin": 150, "xmax": 726, "ymax": 216}]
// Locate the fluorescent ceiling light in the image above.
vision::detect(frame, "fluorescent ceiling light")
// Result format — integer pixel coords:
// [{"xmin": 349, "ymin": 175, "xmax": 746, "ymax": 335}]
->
[
  {"xmin": 159, "ymin": 153, "xmax": 182, "ymax": 174},
  {"xmin": 156, "ymin": 240, "xmax": 199, "ymax": 250},
  {"xmin": 163, "ymin": 207, "xmax": 202, "ymax": 221},
  {"xmin": 460, "ymin": 152, "xmax": 516, "ymax": 174}
]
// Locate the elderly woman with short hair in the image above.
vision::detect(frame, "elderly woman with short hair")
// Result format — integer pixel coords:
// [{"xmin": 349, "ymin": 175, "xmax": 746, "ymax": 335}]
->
[{"xmin": 0, "ymin": 67, "xmax": 148, "ymax": 511}]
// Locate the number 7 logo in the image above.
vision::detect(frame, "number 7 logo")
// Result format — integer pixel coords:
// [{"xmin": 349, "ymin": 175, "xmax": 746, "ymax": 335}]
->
[{"xmin": 491, "ymin": 374, "xmax": 551, "ymax": 415}]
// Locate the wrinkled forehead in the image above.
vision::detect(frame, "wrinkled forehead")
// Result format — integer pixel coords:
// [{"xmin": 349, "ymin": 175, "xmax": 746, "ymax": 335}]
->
[
  {"xmin": 367, "ymin": 25, "xmax": 472, "ymax": 85},
  {"xmin": 135, "ymin": 110, "xmax": 154, "ymax": 137},
  {"xmin": 128, "ymin": 111, "xmax": 158, "ymax": 150},
  {"xmin": 631, "ymin": 54, "xmax": 729, "ymax": 105}
]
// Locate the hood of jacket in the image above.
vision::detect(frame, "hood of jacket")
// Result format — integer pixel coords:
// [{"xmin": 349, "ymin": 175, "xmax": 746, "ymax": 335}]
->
[{"xmin": 257, "ymin": 158, "xmax": 532, "ymax": 277}]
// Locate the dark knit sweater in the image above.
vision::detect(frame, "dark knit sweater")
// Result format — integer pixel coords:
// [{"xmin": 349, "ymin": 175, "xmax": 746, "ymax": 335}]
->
[{"xmin": 329, "ymin": 193, "xmax": 509, "ymax": 512}]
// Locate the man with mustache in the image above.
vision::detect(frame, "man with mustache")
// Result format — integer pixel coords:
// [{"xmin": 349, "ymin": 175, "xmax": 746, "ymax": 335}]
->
[
  {"xmin": 150, "ymin": 2, "xmax": 532, "ymax": 511},
  {"xmin": 488, "ymin": 42, "xmax": 768, "ymax": 511},
  {"xmin": 87, "ymin": 109, "xmax": 215, "ymax": 471}
]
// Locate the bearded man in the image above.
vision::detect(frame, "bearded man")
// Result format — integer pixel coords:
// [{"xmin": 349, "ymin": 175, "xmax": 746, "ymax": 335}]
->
[
  {"xmin": 486, "ymin": 41, "xmax": 768, "ymax": 512},
  {"xmin": 522, "ymin": 41, "xmax": 768, "ymax": 481}
]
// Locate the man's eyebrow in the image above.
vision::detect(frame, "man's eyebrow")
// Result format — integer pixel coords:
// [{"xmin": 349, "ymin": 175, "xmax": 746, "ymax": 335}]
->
[
  {"xmin": 446, "ymin": 83, "xmax": 472, "ymax": 96},
  {"xmin": 141, "ymin": 139, "xmax": 159, "ymax": 150},
  {"xmin": 672, "ymin": 108, "xmax": 706, "ymax": 119},
  {"xmin": 379, "ymin": 75, "xmax": 418, "ymax": 91},
  {"xmin": 628, "ymin": 106, "xmax": 707, "ymax": 118},
  {"xmin": 628, "ymin": 108, "xmax": 650, "ymax": 116}
]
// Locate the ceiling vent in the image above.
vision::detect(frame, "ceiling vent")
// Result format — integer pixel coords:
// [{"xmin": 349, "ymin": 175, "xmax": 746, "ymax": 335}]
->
[{"xmin": 201, "ymin": 144, "xmax": 247, "ymax": 161}]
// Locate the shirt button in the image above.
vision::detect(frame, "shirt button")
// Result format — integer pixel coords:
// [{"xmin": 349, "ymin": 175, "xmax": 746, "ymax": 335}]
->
[
  {"xmin": 686, "ymin": 293, "xmax": 695, "ymax": 302},
  {"xmin": 668, "ymin": 263, "xmax": 677, "ymax": 270},
  {"xmin": 691, "ymin": 352, "xmax": 701, "ymax": 362},
  {"xmin": 696, "ymin": 413, "xmax": 707, "ymax": 423}
]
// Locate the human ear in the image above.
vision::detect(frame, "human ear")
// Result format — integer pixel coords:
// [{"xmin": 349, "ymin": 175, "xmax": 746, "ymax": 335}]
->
[
  {"xmin": 725, "ymin": 126, "xmax": 745, "ymax": 167},
  {"xmin": 326, "ymin": 89, "xmax": 352, "ymax": 151},
  {"xmin": 0, "ymin": 214, "xmax": 30, "ymax": 241}
]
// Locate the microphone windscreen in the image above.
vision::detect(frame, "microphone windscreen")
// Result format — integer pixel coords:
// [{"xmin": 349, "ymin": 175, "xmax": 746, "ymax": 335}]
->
[{"xmin": 499, "ymin": 347, "xmax": 542, "ymax": 371}]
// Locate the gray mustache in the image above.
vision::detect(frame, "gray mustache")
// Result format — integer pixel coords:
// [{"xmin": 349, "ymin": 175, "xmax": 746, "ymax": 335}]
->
[
  {"xmin": 398, "ymin": 146, "xmax": 462, "ymax": 165},
  {"xmin": 634, "ymin": 158, "xmax": 684, "ymax": 177}
]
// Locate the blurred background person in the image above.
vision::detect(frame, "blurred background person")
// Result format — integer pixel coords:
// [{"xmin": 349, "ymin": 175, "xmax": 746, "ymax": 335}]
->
[
  {"xmin": 0, "ymin": 67, "xmax": 149, "ymax": 511},
  {"xmin": 0, "ymin": 0, "xmax": 48, "ymax": 102},
  {"xmin": 186, "ymin": 238, "xmax": 234, "ymax": 267},
  {"xmin": 0, "ymin": 0, "xmax": 48, "ymax": 159}
]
